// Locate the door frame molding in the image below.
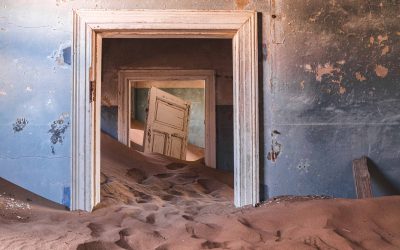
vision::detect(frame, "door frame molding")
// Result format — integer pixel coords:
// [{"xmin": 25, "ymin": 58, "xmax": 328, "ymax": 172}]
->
[
  {"xmin": 72, "ymin": 9, "xmax": 259, "ymax": 211},
  {"xmin": 117, "ymin": 69, "xmax": 216, "ymax": 168}
]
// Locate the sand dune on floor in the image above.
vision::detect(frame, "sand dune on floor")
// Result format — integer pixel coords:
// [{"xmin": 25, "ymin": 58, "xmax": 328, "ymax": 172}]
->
[{"xmin": 0, "ymin": 133, "xmax": 400, "ymax": 250}]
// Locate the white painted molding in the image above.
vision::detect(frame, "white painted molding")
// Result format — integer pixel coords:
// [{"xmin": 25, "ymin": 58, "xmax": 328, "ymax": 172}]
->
[
  {"xmin": 72, "ymin": 9, "xmax": 259, "ymax": 211},
  {"xmin": 117, "ymin": 70, "xmax": 216, "ymax": 168}
]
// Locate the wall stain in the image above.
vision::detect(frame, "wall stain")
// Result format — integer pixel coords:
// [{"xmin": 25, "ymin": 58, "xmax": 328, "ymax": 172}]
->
[
  {"xmin": 48, "ymin": 113, "xmax": 70, "ymax": 154},
  {"xmin": 0, "ymin": 90, "xmax": 6, "ymax": 96},
  {"xmin": 235, "ymin": 0, "xmax": 249, "ymax": 10},
  {"xmin": 13, "ymin": 118, "xmax": 28, "ymax": 133},
  {"xmin": 262, "ymin": 43, "xmax": 267, "ymax": 61},
  {"xmin": 267, "ymin": 130, "xmax": 282, "ymax": 162}
]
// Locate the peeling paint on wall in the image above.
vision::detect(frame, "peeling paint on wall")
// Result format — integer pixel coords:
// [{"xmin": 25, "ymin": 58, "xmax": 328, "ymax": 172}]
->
[
  {"xmin": 48, "ymin": 113, "xmax": 70, "ymax": 154},
  {"xmin": 12, "ymin": 118, "xmax": 28, "ymax": 133},
  {"xmin": 315, "ymin": 63, "xmax": 341, "ymax": 82},
  {"xmin": 304, "ymin": 62, "xmax": 346, "ymax": 95},
  {"xmin": 267, "ymin": 130, "xmax": 282, "ymax": 162},
  {"xmin": 48, "ymin": 41, "xmax": 71, "ymax": 67}
]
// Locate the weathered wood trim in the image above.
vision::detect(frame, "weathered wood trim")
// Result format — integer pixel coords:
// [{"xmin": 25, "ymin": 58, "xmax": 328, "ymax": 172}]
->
[
  {"xmin": 72, "ymin": 9, "xmax": 259, "ymax": 211},
  {"xmin": 352, "ymin": 156, "xmax": 373, "ymax": 199},
  {"xmin": 233, "ymin": 15, "xmax": 259, "ymax": 207},
  {"xmin": 117, "ymin": 70, "xmax": 216, "ymax": 169}
]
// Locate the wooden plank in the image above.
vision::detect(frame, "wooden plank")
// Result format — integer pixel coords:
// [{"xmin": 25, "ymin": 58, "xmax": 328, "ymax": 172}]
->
[{"xmin": 352, "ymin": 156, "xmax": 373, "ymax": 199}]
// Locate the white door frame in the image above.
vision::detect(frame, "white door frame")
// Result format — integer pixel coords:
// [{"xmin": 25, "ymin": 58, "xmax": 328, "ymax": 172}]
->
[
  {"xmin": 117, "ymin": 69, "xmax": 216, "ymax": 168},
  {"xmin": 72, "ymin": 9, "xmax": 259, "ymax": 211}
]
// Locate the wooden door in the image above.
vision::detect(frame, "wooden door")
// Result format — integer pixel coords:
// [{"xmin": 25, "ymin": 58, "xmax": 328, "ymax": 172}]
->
[{"xmin": 143, "ymin": 87, "xmax": 191, "ymax": 160}]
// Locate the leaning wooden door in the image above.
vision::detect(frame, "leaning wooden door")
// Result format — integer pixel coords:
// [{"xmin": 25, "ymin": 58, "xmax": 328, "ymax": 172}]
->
[{"xmin": 143, "ymin": 87, "xmax": 191, "ymax": 160}]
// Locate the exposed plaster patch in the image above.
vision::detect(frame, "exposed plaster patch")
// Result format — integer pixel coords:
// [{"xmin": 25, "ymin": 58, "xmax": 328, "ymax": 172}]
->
[
  {"xmin": 381, "ymin": 45, "xmax": 390, "ymax": 56},
  {"xmin": 267, "ymin": 130, "xmax": 282, "ymax": 162},
  {"xmin": 355, "ymin": 72, "xmax": 367, "ymax": 82},
  {"xmin": 375, "ymin": 64, "xmax": 388, "ymax": 78},
  {"xmin": 48, "ymin": 41, "xmax": 71, "ymax": 67},
  {"xmin": 315, "ymin": 63, "xmax": 340, "ymax": 82},
  {"xmin": 304, "ymin": 63, "xmax": 346, "ymax": 95},
  {"xmin": 235, "ymin": 0, "xmax": 249, "ymax": 10},
  {"xmin": 0, "ymin": 90, "xmax": 6, "ymax": 96},
  {"xmin": 300, "ymin": 80, "xmax": 305, "ymax": 90},
  {"xmin": 25, "ymin": 86, "xmax": 32, "ymax": 92},
  {"xmin": 13, "ymin": 118, "xmax": 28, "ymax": 133},
  {"xmin": 48, "ymin": 113, "xmax": 70, "ymax": 154}
]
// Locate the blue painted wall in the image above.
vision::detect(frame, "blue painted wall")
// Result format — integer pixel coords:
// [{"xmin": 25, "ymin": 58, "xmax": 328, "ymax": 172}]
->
[
  {"xmin": 263, "ymin": 0, "xmax": 400, "ymax": 199},
  {"xmin": 0, "ymin": 0, "xmax": 399, "ymax": 208}
]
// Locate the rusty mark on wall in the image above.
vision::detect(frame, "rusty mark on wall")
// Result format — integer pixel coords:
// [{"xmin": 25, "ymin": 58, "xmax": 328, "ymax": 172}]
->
[
  {"xmin": 267, "ymin": 130, "xmax": 282, "ymax": 162},
  {"xmin": 13, "ymin": 118, "xmax": 28, "ymax": 133}
]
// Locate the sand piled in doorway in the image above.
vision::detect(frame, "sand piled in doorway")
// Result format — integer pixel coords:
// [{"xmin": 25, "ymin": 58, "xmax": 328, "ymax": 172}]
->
[{"xmin": 0, "ymin": 133, "xmax": 400, "ymax": 249}]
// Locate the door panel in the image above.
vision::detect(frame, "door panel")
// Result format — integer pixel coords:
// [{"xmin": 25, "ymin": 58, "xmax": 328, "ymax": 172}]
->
[
  {"xmin": 170, "ymin": 135, "xmax": 184, "ymax": 159},
  {"xmin": 151, "ymin": 131, "xmax": 167, "ymax": 154},
  {"xmin": 144, "ymin": 87, "xmax": 191, "ymax": 160},
  {"xmin": 154, "ymin": 99, "xmax": 186, "ymax": 130}
]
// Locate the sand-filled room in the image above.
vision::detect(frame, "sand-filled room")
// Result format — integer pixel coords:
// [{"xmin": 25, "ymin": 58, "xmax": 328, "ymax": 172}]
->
[{"xmin": 0, "ymin": 1, "xmax": 400, "ymax": 249}]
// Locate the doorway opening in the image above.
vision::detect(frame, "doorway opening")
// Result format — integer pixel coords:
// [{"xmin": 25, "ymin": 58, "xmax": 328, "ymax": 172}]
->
[
  {"xmin": 72, "ymin": 10, "xmax": 259, "ymax": 211},
  {"xmin": 114, "ymin": 67, "xmax": 217, "ymax": 168}
]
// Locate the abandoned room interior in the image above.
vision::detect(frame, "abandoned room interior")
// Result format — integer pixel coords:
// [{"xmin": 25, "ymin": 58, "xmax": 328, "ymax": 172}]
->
[{"xmin": 0, "ymin": 1, "xmax": 399, "ymax": 249}]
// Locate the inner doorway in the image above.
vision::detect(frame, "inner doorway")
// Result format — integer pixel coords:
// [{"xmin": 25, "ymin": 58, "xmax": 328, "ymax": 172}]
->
[{"xmin": 114, "ymin": 67, "xmax": 218, "ymax": 168}]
